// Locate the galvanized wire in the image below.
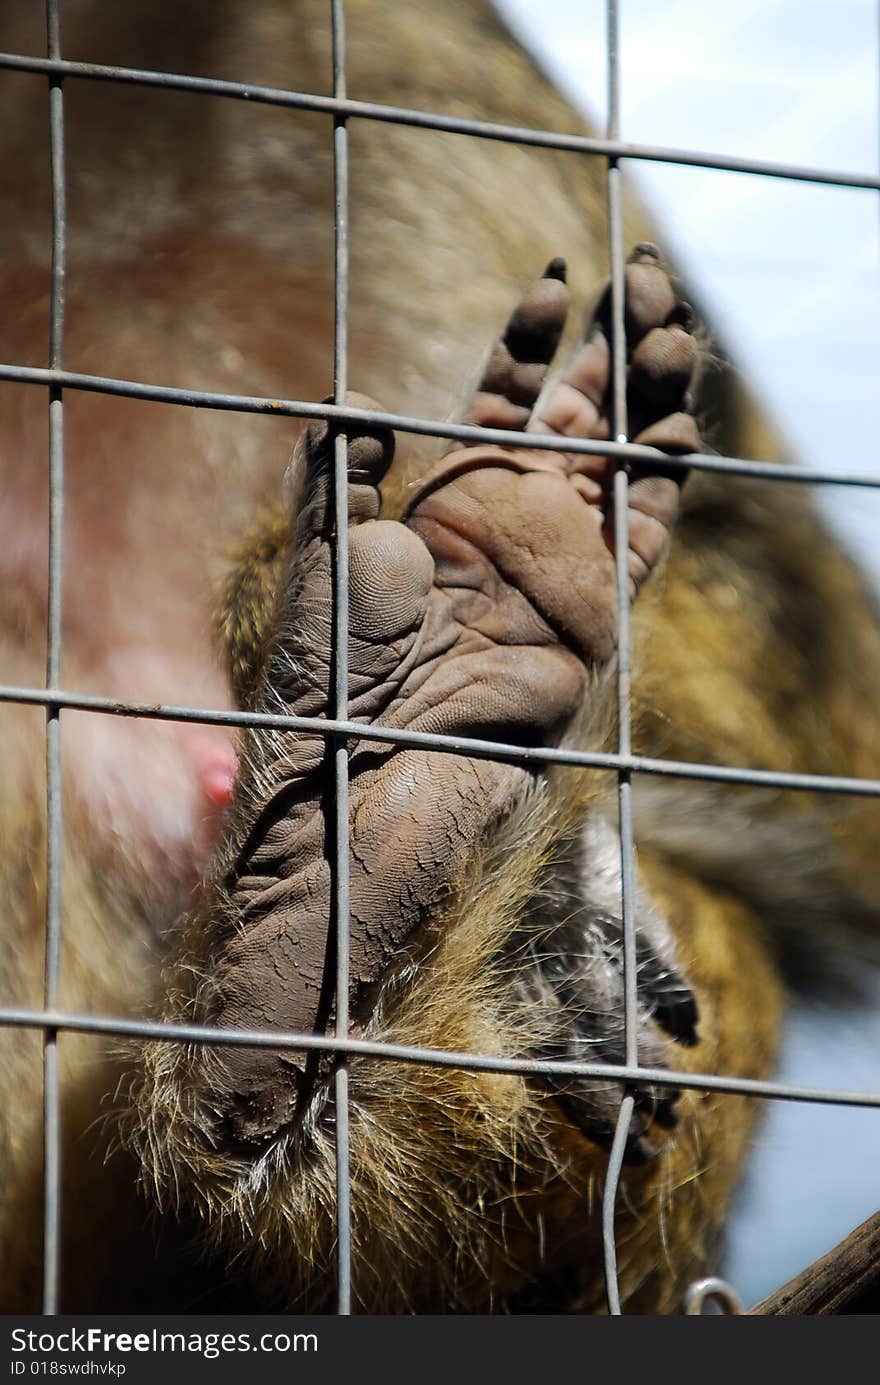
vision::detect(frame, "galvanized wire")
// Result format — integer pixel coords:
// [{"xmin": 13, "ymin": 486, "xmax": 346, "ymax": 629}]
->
[
  {"xmin": 1, "ymin": 1004, "xmax": 879, "ymax": 1110},
  {"xmin": 330, "ymin": 0, "xmax": 353, "ymax": 1318},
  {"xmin": 0, "ymin": 49, "xmax": 877, "ymax": 192},
  {"xmin": 5, "ymin": 682, "xmax": 880, "ymax": 798},
  {"xmin": 0, "ymin": 0, "xmax": 876, "ymax": 1319},
  {"xmin": 0, "ymin": 363, "xmax": 877, "ymax": 487},
  {"xmin": 601, "ymin": 0, "xmax": 636, "ymax": 1317},
  {"xmin": 41, "ymin": 0, "xmax": 66, "ymax": 1320}
]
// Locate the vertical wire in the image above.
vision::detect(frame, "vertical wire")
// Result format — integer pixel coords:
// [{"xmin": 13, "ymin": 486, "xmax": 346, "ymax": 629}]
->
[
  {"xmin": 42, "ymin": 0, "xmax": 67, "ymax": 1318},
  {"xmin": 600, "ymin": 0, "xmax": 638, "ymax": 1318},
  {"xmin": 330, "ymin": 0, "xmax": 353, "ymax": 1317}
]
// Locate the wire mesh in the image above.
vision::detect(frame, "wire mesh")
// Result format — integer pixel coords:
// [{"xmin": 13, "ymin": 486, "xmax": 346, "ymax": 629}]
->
[{"xmin": 0, "ymin": 0, "xmax": 877, "ymax": 1318}]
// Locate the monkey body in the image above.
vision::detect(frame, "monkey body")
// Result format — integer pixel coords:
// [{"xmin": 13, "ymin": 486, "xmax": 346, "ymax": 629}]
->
[{"xmin": 1, "ymin": 0, "xmax": 878, "ymax": 1312}]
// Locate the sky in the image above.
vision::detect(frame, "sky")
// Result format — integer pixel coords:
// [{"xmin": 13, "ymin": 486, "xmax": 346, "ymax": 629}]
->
[{"xmin": 496, "ymin": 0, "xmax": 880, "ymax": 1309}]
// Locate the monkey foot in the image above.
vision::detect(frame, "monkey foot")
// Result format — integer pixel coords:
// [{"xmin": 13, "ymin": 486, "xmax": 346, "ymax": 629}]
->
[
  {"xmin": 525, "ymin": 905, "xmax": 700, "ymax": 1163},
  {"xmin": 205, "ymin": 247, "xmax": 702, "ymax": 1151}
]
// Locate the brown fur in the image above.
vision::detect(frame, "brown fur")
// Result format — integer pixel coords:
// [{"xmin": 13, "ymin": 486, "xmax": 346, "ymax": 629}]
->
[{"xmin": 0, "ymin": 0, "xmax": 878, "ymax": 1312}]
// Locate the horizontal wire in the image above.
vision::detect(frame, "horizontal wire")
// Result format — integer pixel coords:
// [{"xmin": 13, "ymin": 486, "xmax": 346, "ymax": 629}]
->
[
  {"xmin": 0, "ymin": 51, "xmax": 877, "ymax": 191},
  {"xmin": 3, "ymin": 682, "xmax": 880, "ymax": 797},
  {"xmin": 0, "ymin": 363, "xmax": 878, "ymax": 487},
  {"xmin": 0, "ymin": 1005, "xmax": 877, "ymax": 1108}
]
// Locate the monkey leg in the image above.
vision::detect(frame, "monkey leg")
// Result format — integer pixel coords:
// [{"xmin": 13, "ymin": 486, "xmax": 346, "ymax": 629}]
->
[{"xmin": 130, "ymin": 247, "xmax": 729, "ymax": 1311}]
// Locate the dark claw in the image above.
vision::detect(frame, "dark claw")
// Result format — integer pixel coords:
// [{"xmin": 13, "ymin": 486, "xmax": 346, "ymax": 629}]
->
[
  {"xmin": 549, "ymin": 1086, "xmax": 659, "ymax": 1166},
  {"xmin": 634, "ymin": 938, "xmax": 700, "ymax": 1047},
  {"xmin": 668, "ymin": 299, "xmax": 697, "ymax": 333},
  {"xmin": 628, "ymin": 241, "xmax": 662, "ymax": 266},
  {"xmin": 634, "ymin": 1084, "xmax": 681, "ymax": 1131},
  {"xmin": 543, "ymin": 256, "xmax": 567, "ymax": 283},
  {"xmin": 649, "ymin": 985, "xmax": 700, "ymax": 1048},
  {"xmin": 552, "ymin": 1091, "xmax": 680, "ymax": 1166},
  {"xmin": 623, "ymin": 1115, "xmax": 657, "ymax": 1166}
]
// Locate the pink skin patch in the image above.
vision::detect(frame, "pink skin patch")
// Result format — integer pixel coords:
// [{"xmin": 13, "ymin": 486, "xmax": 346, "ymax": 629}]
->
[
  {"xmin": 64, "ymin": 704, "xmax": 240, "ymax": 905},
  {"xmin": 197, "ymin": 743, "xmax": 239, "ymax": 809}
]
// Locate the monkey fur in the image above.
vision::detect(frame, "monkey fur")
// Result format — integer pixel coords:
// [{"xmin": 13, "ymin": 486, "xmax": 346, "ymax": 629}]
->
[{"xmin": 1, "ymin": 0, "xmax": 879, "ymax": 1314}]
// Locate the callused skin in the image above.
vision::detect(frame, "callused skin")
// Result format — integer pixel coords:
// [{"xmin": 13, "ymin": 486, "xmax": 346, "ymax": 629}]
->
[{"xmin": 177, "ymin": 245, "xmax": 702, "ymax": 1153}]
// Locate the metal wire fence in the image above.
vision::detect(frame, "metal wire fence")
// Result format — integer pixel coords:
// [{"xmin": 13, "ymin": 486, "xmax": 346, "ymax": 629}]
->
[{"xmin": 0, "ymin": 0, "xmax": 879, "ymax": 1318}]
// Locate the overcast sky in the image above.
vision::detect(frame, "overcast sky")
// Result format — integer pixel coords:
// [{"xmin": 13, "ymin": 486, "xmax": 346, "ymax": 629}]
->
[{"xmin": 496, "ymin": 0, "xmax": 880, "ymax": 1308}]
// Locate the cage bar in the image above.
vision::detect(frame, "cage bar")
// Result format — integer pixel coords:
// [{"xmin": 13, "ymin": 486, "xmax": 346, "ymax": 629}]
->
[
  {"xmin": 6, "ymin": 684, "xmax": 880, "ymax": 799},
  {"xmin": 600, "ymin": 0, "xmax": 637, "ymax": 1317},
  {"xmin": 330, "ymin": 0, "xmax": 353, "ymax": 1318},
  {"xmin": 1, "ymin": 1003, "xmax": 879, "ymax": 1109},
  {"xmin": 0, "ymin": 364, "xmax": 877, "ymax": 488},
  {"xmin": 0, "ymin": 49, "xmax": 877, "ymax": 192},
  {"xmin": 40, "ymin": 0, "xmax": 67, "ymax": 1319}
]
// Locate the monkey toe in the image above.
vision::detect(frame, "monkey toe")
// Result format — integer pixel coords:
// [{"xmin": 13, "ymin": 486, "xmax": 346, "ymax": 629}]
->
[
  {"xmin": 294, "ymin": 392, "xmax": 396, "ymax": 536},
  {"xmin": 646, "ymin": 980, "xmax": 700, "ymax": 1049},
  {"xmin": 462, "ymin": 261, "xmax": 571, "ymax": 435},
  {"xmin": 546, "ymin": 1062, "xmax": 683, "ymax": 1164},
  {"xmin": 633, "ymin": 1083, "xmax": 681, "ymax": 1132},
  {"xmin": 625, "ymin": 259, "xmax": 701, "ymax": 442},
  {"xmin": 629, "ymin": 325, "xmax": 698, "ymax": 414},
  {"xmin": 635, "ymin": 942, "xmax": 700, "ymax": 1048},
  {"xmin": 549, "ymin": 1077, "xmax": 679, "ymax": 1166},
  {"xmin": 622, "ymin": 243, "xmax": 677, "ymax": 343},
  {"xmin": 517, "ymin": 903, "xmax": 696, "ymax": 1161}
]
